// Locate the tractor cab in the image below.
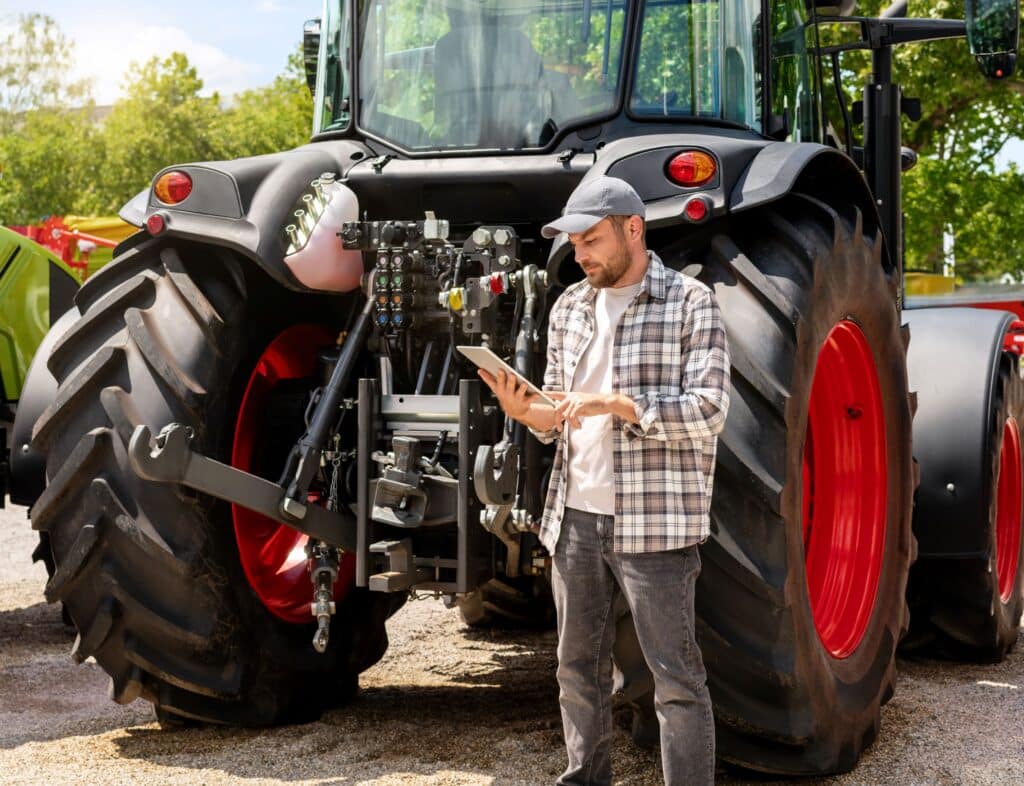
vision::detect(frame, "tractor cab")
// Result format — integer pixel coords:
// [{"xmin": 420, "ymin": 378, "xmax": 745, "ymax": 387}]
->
[{"xmin": 310, "ymin": 0, "xmax": 768, "ymax": 154}]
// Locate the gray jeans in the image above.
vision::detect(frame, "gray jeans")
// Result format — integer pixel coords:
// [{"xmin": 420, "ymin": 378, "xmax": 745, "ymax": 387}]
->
[{"xmin": 551, "ymin": 507, "xmax": 715, "ymax": 786}]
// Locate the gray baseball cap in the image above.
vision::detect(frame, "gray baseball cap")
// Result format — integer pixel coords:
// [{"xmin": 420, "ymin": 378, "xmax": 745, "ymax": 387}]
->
[{"xmin": 541, "ymin": 175, "xmax": 646, "ymax": 239}]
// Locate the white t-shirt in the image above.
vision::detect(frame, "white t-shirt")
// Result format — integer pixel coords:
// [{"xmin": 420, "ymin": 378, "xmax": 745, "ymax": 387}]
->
[{"xmin": 565, "ymin": 281, "xmax": 643, "ymax": 514}]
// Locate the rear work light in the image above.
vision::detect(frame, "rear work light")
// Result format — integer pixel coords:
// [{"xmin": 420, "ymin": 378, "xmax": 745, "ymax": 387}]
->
[
  {"xmin": 666, "ymin": 150, "xmax": 717, "ymax": 188},
  {"xmin": 154, "ymin": 170, "xmax": 193, "ymax": 205}
]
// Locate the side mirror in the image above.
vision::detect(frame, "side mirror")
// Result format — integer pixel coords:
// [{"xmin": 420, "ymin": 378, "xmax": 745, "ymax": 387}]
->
[
  {"xmin": 303, "ymin": 18, "xmax": 321, "ymax": 95},
  {"xmin": 965, "ymin": 0, "xmax": 1019, "ymax": 79}
]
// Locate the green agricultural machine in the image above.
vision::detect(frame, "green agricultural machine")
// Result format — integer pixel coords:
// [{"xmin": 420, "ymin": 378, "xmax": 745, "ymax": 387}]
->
[
  {"xmin": 1, "ymin": 226, "xmax": 79, "ymax": 505},
  {"xmin": 5, "ymin": 0, "xmax": 1023, "ymax": 776}
]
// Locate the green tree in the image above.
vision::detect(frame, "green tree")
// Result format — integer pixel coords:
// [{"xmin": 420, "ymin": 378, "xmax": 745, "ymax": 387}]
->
[
  {"xmin": 0, "ymin": 13, "xmax": 91, "ymax": 133},
  {"xmin": 212, "ymin": 49, "xmax": 314, "ymax": 159},
  {"xmin": 95, "ymin": 52, "xmax": 223, "ymax": 213},
  {"xmin": 830, "ymin": 0, "xmax": 1024, "ymax": 278},
  {"xmin": 0, "ymin": 106, "xmax": 99, "ymax": 224},
  {"xmin": 0, "ymin": 14, "xmax": 97, "ymax": 224}
]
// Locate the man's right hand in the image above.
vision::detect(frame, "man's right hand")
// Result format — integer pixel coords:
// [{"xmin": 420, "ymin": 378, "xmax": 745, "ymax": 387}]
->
[{"xmin": 478, "ymin": 369, "xmax": 565, "ymax": 435}]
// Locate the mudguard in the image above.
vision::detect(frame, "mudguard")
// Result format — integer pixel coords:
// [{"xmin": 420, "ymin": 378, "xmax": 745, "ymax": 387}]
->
[
  {"xmin": 134, "ymin": 140, "xmax": 374, "ymax": 291},
  {"xmin": 904, "ymin": 306, "xmax": 1015, "ymax": 558},
  {"xmin": 8, "ymin": 306, "xmax": 81, "ymax": 506},
  {"xmin": 545, "ymin": 138, "xmax": 883, "ymax": 287},
  {"xmin": 545, "ymin": 131, "xmax": 768, "ymax": 285},
  {"xmin": 730, "ymin": 142, "xmax": 885, "ymax": 248}
]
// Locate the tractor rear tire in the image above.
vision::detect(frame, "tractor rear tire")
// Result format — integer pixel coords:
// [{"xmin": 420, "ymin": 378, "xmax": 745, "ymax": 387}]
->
[
  {"xmin": 30, "ymin": 239, "xmax": 392, "ymax": 725},
  {"xmin": 31, "ymin": 533, "xmax": 72, "ymax": 627},
  {"xmin": 908, "ymin": 354, "xmax": 1024, "ymax": 661},
  {"xmin": 653, "ymin": 194, "xmax": 915, "ymax": 775}
]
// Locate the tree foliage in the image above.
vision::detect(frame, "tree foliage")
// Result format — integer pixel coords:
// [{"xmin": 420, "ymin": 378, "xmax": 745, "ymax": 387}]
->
[
  {"xmin": 0, "ymin": 13, "xmax": 313, "ymax": 224},
  {"xmin": 2, "ymin": 4, "xmax": 1024, "ymax": 281},
  {"xmin": 213, "ymin": 50, "xmax": 314, "ymax": 160},
  {"xmin": 0, "ymin": 13, "xmax": 90, "ymax": 133},
  {"xmin": 836, "ymin": 0, "xmax": 1024, "ymax": 278}
]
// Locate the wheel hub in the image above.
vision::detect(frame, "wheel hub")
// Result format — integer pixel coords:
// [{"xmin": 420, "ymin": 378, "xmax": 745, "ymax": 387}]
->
[
  {"xmin": 802, "ymin": 320, "xmax": 888, "ymax": 659},
  {"xmin": 995, "ymin": 416, "xmax": 1022, "ymax": 604},
  {"xmin": 232, "ymin": 324, "xmax": 355, "ymax": 623}
]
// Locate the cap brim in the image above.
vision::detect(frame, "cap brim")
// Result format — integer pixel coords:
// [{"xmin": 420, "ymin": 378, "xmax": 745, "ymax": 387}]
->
[{"xmin": 540, "ymin": 213, "xmax": 604, "ymax": 239}]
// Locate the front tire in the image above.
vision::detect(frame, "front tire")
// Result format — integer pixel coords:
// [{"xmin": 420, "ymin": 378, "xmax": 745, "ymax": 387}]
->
[{"xmin": 30, "ymin": 239, "xmax": 391, "ymax": 724}]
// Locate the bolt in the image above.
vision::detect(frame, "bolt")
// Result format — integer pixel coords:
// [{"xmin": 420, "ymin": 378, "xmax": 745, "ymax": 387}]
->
[
  {"xmin": 21, "ymin": 444, "xmax": 30, "ymax": 455},
  {"xmin": 498, "ymin": 254, "xmax": 511, "ymax": 267},
  {"xmin": 493, "ymin": 228, "xmax": 511, "ymax": 245},
  {"xmin": 472, "ymin": 227, "xmax": 492, "ymax": 247},
  {"xmin": 946, "ymin": 482, "xmax": 956, "ymax": 494}
]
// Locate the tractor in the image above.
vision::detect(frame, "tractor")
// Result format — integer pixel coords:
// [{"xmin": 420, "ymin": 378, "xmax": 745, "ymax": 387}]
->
[{"xmin": 5, "ymin": 0, "xmax": 1023, "ymax": 776}]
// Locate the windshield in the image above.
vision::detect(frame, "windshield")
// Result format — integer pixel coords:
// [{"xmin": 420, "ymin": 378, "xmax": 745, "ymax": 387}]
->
[{"xmin": 348, "ymin": 0, "xmax": 628, "ymax": 150}]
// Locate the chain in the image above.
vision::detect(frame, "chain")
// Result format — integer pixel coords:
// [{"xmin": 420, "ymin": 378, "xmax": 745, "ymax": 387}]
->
[{"xmin": 326, "ymin": 433, "xmax": 342, "ymax": 512}]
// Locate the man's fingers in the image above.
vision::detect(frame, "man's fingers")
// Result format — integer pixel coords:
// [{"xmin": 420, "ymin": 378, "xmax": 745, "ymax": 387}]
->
[{"xmin": 477, "ymin": 369, "xmax": 497, "ymax": 392}]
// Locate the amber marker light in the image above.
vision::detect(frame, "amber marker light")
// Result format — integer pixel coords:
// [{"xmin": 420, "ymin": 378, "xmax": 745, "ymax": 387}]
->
[
  {"xmin": 154, "ymin": 170, "xmax": 193, "ymax": 205},
  {"xmin": 666, "ymin": 150, "xmax": 717, "ymax": 187}
]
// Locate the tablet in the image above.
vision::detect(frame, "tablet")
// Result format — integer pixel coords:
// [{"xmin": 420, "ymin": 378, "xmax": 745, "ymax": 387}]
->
[{"xmin": 456, "ymin": 345, "xmax": 557, "ymax": 407}]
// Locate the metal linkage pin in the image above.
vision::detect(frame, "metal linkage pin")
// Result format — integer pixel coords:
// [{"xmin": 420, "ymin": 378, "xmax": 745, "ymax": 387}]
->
[{"xmin": 309, "ymin": 540, "xmax": 339, "ymax": 653}]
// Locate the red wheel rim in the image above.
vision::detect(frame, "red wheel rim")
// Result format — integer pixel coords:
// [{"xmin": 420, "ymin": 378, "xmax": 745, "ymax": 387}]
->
[
  {"xmin": 995, "ymin": 417, "xmax": 1022, "ymax": 604},
  {"xmin": 802, "ymin": 321, "xmax": 888, "ymax": 659},
  {"xmin": 232, "ymin": 324, "xmax": 355, "ymax": 623}
]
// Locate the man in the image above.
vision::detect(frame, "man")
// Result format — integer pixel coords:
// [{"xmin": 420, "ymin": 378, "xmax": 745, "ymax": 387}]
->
[{"xmin": 478, "ymin": 176, "xmax": 730, "ymax": 786}]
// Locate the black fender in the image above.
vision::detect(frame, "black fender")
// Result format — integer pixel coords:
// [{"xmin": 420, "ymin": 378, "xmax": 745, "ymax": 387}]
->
[
  {"xmin": 904, "ymin": 306, "xmax": 1015, "ymax": 558},
  {"xmin": 135, "ymin": 139, "xmax": 375, "ymax": 291},
  {"xmin": 546, "ymin": 138, "xmax": 884, "ymax": 287},
  {"xmin": 545, "ymin": 130, "xmax": 768, "ymax": 286},
  {"xmin": 8, "ymin": 306, "xmax": 81, "ymax": 507},
  {"xmin": 730, "ymin": 142, "xmax": 886, "ymax": 261}
]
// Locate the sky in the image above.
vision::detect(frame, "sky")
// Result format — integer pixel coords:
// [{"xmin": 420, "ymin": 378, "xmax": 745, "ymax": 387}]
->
[
  {"xmin": 1, "ymin": 0, "xmax": 321, "ymax": 104},
  {"xmin": 2, "ymin": 0, "xmax": 1022, "ymax": 170}
]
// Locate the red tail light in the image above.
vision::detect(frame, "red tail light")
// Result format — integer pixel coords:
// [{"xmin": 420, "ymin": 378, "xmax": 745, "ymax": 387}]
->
[
  {"xmin": 146, "ymin": 214, "xmax": 166, "ymax": 235},
  {"xmin": 666, "ymin": 151, "xmax": 717, "ymax": 187},
  {"xmin": 154, "ymin": 170, "xmax": 193, "ymax": 205}
]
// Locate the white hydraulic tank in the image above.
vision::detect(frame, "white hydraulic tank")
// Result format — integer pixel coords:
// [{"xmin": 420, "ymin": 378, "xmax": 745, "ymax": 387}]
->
[{"xmin": 284, "ymin": 174, "xmax": 364, "ymax": 293}]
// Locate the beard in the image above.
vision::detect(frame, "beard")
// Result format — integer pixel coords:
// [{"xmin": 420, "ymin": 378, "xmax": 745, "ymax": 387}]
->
[{"xmin": 584, "ymin": 245, "xmax": 632, "ymax": 288}]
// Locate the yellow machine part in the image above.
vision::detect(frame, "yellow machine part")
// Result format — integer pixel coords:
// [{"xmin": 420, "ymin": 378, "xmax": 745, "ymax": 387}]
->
[{"xmin": 904, "ymin": 272, "xmax": 956, "ymax": 296}]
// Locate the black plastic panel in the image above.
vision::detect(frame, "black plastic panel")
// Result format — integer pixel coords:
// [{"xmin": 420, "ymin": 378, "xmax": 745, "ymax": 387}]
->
[{"xmin": 905, "ymin": 307, "xmax": 1013, "ymax": 558}]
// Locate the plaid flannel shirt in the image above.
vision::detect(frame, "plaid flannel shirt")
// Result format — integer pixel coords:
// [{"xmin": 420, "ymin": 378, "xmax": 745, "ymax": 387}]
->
[{"xmin": 530, "ymin": 251, "xmax": 730, "ymax": 554}]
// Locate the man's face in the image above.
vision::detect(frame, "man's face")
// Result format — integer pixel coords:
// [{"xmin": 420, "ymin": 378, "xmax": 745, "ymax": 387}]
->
[{"xmin": 568, "ymin": 217, "xmax": 632, "ymax": 288}]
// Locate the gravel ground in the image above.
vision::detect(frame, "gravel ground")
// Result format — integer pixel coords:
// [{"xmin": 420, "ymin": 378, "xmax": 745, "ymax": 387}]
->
[{"xmin": 1, "ymin": 502, "xmax": 1021, "ymax": 786}]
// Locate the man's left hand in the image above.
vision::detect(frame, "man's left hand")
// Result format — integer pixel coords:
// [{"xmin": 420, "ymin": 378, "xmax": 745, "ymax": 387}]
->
[{"xmin": 550, "ymin": 392, "xmax": 640, "ymax": 429}]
